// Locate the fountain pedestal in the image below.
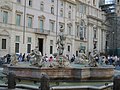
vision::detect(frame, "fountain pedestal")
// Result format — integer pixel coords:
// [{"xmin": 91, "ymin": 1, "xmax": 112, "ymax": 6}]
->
[{"xmin": 3, "ymin": 64, "xmax": 114, "ymax": 81}]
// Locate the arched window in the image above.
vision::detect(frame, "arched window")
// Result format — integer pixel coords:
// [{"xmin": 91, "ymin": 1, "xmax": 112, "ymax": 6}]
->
[
  {"xmin": 51, "ymin": 6, "xmax": 54, "ymax": 14},
  {"xmin": 93, "ymin": 26, "xmax": 97, "ymax": 39},
  {"xmin": 40, "ymin": 1, "xmax": 44, "ymax": 11},
  {"xmin": 60, "ymin": 9, "xmax": 63, "ymax": 17},
  {"xmin": 29, "ymin": 0, "xmax": 32, "ymax": 7},
  {"xmin": 67, "ymin": 23, "xmax": 72, "ymax": 35},
  {"xmin": 68, "ymin": 11, "xmax": 71, "ymax": 19}
]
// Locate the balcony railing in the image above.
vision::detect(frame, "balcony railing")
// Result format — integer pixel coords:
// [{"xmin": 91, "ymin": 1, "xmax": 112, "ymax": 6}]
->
[
  {"xmin": 34, "ymin": 28, "xmax": 50, "ymax": 35},
  {"xmin": 75, "ymin": 36, "xmax": 87, "ymax": 41},
  {"xmin": 0, "ymin": 22, "xmax": 50, "ymax": 35}
]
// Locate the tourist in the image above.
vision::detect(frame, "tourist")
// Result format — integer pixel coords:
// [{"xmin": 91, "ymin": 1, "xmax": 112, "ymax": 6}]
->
[
  {"xmin": 26, "ymin": 54, "xmax": 31, "ymax": 62},
  {"xmin": 71, "ymin": 54, "xmax": 75, "ymax": 63},
  {"xmin": 22, "ymin": 53, "xmax": 25, "ymax": 61},
  {"xmin": 105, "ymin": 59, "xmax": 109, "ymax": 65},
  {"xmin": 6, "ymin": 54, "xmax": 11, "ymax": 64},
  {"xmin": 95, "ymin": 55, "xmax": 99, "ymax": 62},
  {"xmin": 109, "ymin": 56, "xmax": 113, "ymax": 65},
  {"xmin": 49, "ymin": 56, "xmax": 53, "ymax": 62},
  {"xmin": 43, "ymin": 54, "xmax": 48, "ymax": 62},
  {"xmin": 18, "ymin": 53, "xmax": 23, "ymax": 62}
]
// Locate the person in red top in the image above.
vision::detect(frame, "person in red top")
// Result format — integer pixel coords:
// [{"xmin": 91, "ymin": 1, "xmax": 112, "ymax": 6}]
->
[{"xmin": 49, "ymin": 56, "xmax": 53, "ymax": 62}]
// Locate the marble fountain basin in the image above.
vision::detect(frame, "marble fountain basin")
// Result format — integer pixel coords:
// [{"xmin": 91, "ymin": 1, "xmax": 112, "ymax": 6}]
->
[{"xmin": 2, "ymin": 64, "xmax": 114, "ymax": 81}]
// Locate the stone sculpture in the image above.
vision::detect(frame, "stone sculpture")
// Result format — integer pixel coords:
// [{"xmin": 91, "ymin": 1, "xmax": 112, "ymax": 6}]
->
[
  {"xmin": 30, "ymin": 46, "xmax": 43, "ymax": 67},
  {"xmin": 88, "ymin": 49, "xmax": 99, "ymax": 67},
  {"xmin": 10, "ymin": 54, "xmax": 18, "ymax": 66},
  {"xmin": 56, "ymin": 29, "xmax": 71, "ymax": 68},
  {"xmin": 56, "ymin": 29, "xmax": 65, "ymax": 55},
  {"xmin": 74, "ymin": 50, "xmax": 88, "ymax": 64}
]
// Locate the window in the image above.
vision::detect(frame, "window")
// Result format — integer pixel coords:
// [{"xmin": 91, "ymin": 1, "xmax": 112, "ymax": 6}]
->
[
  {"xmin": 40, "ymin": 20, "xmax": 44, "ymax": 32},
  {"xmin": 28, "ymin": 17, "xmax": 32, "ymax": 28},
  {"xmin": 118, "ymin": 0, "xmax": 119, "ymax": 2},
  {"xmin": 50, "ymin": 40, "xmax": 53, "ymax": 54},
  {"xmin": 50, "ymin": 40, "xmax": 53, "ymax": 45},
  {"xmin": 80, "ymin": 21, "xmax": 86, "ymax": 40},
  {"xmin": 15, "ymin": 36, "xmax": 20, "ymax": 42},
  {"xmin": 27, "ymin": 37, "xmax": 31, "ymax": 43},
  {"xmin": 76, "ymin": 25, "xmax": 79, "ymax": 37},
  {"xmin": 27, "ymin": 44, "xmax": 31, "ymax": 53},
  {"xmin": 3, "ymin": 11, "xmax": 8, "ymax": 24},
  {"xmin": 79, "ymin": 3, "xmax": 86, "ymax": 14},
  {"xmin": 68, "ymin": 45, "xmax": 70, "ymax": 52},
  {"xmin": 68, "ymin": 11, "xmax": 71, "ymax": 19},
  {"xmin": 51, "ymin": 0, "xmax": 54, "ymax": 3},
  {"xmin": 15, "ymin": 43, "xmax": 19, "ymax": 53},
  {"xmin": 61, "ymin": 1, "xmax": 63, "ymax": 6},
  {"xmin": 51, "ymin": 6, "xmax": 54, "ymax": 14},
  {"xmin": 59, "ymin": 23, "xmax": 64, "ymax": 30},
  {"xmin": 49, "ymin": 21, "xmax": 54, "ymax": 31},
  {"xmin": 50, "ymin": 46, "xmax": 53, "ymax": 54},
  {"xmin": 83, "ymin": 5, "xmax": 86, "ymax": 14},
  {"xmin": 69, "ymin": 5, "xmax": 71, "ymax": 9},
  {"xmin": 80, "ymin": 44, "xmax": 86, "ymax": 52},
  {"xmin": 93, "ymin": 27, "xmax": 97, "ymax": 39},
  {"xmin": 40, "ymin": 2, "xmax": 44, "ymax": 11},
  {"xmin": 80, "ymin": 26, "xmax": 83, "ymax": 39},
  {"xmin": 84, "ymin": 27, "xmax": 86, "ymax": 39},
  {"xmin": 17, "ymin": 0, "xmax": 21, "ymax": 3},
  {"xmin": 93, "ymin": 0, "xmax": 95, "ymax": 5},
  {"xmin": 15, "ymin": 36, "xmax": 20, "ymax": 53},
  {"xmin": 68, "ymin": 25, "xmax": 72, "ymax": 35},
  {"xmin": 29, "ymin": 0, "xmax": 32, "ymax": 7},
  {"xmin": 118, "ymin": 0, "xmax": 119, "ymax": 4},
  {"xmin": 16, "ymin": 14, "xmax": 21, "ymax": 26},
  {"xmin": 60, "ymin": 9, "xmax": 63, "ymax": 17},
  {"xmin": 2, "ymin": 39, "xmax": 6, "ymax": 49}
]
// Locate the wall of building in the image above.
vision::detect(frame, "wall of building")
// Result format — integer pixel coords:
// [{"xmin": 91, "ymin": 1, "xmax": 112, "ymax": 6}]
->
[{"xmin": 0, "ymin": 0, "xmax": 106, "ymax": 57}]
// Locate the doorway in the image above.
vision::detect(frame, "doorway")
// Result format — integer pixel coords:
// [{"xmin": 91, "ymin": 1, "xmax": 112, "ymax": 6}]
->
[{"xmin": 38, "ymin": 38, "xmax": 43, "ymax": 55}]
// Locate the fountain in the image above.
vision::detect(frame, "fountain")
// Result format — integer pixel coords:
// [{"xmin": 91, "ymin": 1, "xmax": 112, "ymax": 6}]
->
[{"xmin": 2, "ymin": 28, "xmax": 114, "ymax": 82}]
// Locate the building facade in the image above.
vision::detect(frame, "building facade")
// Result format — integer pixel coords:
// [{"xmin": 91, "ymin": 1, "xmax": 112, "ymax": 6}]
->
[
  {"xmin": 101, "ymin": 0, "xmax": 120, "ymax": 56},
  {"xmin": 0, "ymin": 0, "xmax": 106, "ymax": 58}
]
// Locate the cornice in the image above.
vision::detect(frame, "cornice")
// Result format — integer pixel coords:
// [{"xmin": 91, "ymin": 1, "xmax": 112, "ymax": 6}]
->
[
  {"xmin": 27, "ymin": 13, "xmax": 34, "ymax": 17},
  {"xmin": 16, "ymin": 10, "xmax": 23, "ymax": 14},
  {"xmin": 63, "ymin": 0, "xmax": 76, "ymax": 5},
  {"xmin": 38, "ymin": 15, "xmax": 46, "ymax": 20},
  {"xmin": 0, "ymin": 0, "xmax": 12, "ymax": 11},
  {"xmin": 87, "ymin": 15, "xmax": 103, "ymax": 22}
]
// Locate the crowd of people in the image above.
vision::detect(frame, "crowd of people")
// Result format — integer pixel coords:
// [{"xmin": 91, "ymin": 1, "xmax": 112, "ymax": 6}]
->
[
  {"xmin": 0, "ymin": 53, "xmax": 55, "ymax": 65},
  {"xmin": 1, "ymin": 52, "xmax": 120, "ymax": 67},
  {"xmin": 67, "ymin": 53, "xmax": 120, "ymax": 66}
]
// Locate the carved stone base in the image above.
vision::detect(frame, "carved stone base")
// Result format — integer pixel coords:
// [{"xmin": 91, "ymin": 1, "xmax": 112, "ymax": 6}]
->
[{"xmin": 55, "ymin": 55, "xmax": 71, "ymax": 68}]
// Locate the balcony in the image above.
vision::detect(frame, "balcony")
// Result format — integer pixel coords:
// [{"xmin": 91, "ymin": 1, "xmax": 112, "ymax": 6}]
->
[
  {"xmin": 0, "ymin": 22, "xmax": 50, "ymax": 35},
  {"xmin": 80, "ymin": 37, "xmax": 84, "ymax": 41},
  {"xmin": 75, "ymin": 36, "xmax": 87, "ymax": 42},
  {"xmin": 34, "ymin": 28, "xmax": 50, "ymax": 35}
]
